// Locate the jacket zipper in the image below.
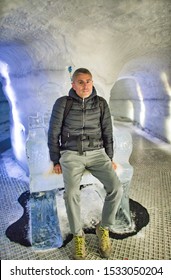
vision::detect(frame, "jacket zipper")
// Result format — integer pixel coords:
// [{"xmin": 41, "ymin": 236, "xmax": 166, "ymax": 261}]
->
[{"xmin": 82, "ymin": 98, "xmax": 85, "ymax": 152}]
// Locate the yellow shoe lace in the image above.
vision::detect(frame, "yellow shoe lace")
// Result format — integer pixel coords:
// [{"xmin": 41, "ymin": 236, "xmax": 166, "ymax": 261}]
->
[
  {"xmin": 99, "ymin": 227, "xmax": 110, "ymax": 250},
  {"xmin": 74, "ymin": 236, "xmax": 85, "ymax": 257}
]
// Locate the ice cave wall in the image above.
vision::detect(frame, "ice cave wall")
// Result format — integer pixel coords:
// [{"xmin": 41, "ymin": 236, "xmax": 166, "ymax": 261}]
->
[{"xmin": 0, "ymin": 0, "xmax": 171, "ymax": 171}]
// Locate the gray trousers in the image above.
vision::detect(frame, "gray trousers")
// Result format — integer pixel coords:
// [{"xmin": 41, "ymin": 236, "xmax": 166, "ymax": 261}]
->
[{"xmin": 59, "ymin": 148, "xmax": 123, "ymax": 235}]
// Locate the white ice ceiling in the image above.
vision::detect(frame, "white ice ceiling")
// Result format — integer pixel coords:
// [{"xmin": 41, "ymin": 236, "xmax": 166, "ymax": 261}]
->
[{"xmin": 0, "ymin": 0, "xmax": 171, "ymax": 168}]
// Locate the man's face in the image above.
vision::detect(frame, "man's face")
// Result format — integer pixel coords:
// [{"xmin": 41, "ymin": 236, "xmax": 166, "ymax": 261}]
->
[{"xmin": 72, "ymin": 73, "xmax": 93, "ymax": 98}]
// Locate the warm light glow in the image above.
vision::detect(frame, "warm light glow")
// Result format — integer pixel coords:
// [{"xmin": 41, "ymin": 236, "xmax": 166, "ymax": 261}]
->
[
  {"xmin": 0, "ymin": 61, "xmax": 25, "ymax": 160},
  {"xmin": 161, "ymin": 72, "xmax": 171, "ymax": 142},
  {"xmin": 161, "ymin": 72, "xmax": 171, "ymax": 97},
  {"xmin": 136, "ymin": 82, "xmax": 145, "ymax": 127},
  {"xmin": 126, "ymin": 100, "xmax": 134, "ymax": 120},
  {"xmin": 116, "ymin": 76, "xmax": 134, "ymax": 121},
  {"xmin": 164, "ymin": 110, "xmax": 171, "ymax": 142}
]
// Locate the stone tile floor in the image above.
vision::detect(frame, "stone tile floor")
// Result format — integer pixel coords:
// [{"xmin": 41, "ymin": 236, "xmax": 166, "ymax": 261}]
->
[{"xmin": 0, "ymin": 122, "xmax": 171, "ymax": 260}]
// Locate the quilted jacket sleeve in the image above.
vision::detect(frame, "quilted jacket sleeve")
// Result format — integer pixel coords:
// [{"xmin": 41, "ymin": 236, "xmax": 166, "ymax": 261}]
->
[
  {"xmin": 100, "ymin": 97, "xmax": 114, "ymax": 160},
  {"xmin": 48, "ymin": 96, "xmax": 67, "ymax": 165}
]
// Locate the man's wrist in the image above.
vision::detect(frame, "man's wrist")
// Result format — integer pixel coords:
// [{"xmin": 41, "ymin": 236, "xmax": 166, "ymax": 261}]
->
[{"xmin": 54, "ymin": 162, "xmax": 59, "ymax": 167}]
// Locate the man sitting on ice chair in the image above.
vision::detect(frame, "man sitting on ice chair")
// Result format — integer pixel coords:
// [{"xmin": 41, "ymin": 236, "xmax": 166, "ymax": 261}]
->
[{"xmin": 48, "ymin": 68, "xmax": 123, "ymax": 259}]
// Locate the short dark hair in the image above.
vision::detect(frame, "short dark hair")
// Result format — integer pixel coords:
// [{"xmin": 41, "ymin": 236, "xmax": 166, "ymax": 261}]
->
[{"xmin": 72, "ymin": 68, "xmax": 92, "ymax": 81}]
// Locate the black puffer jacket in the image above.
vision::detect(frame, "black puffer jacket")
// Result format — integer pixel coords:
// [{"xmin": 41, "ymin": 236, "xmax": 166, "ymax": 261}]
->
[{"xmin": 48, "ymin": 87, "xmax": 113, "ymax": 165}]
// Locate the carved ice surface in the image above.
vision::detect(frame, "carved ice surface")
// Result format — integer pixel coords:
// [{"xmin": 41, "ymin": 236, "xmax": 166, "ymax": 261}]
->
[
  {"xmin": 113, "ymin": 127, "xmax": 134, "ymax": 182},
  {"xmin": 30, "ymin": 189, "xmax": 63, "ymax": 250},
  {"xmin": 26, "ymin": 115, "xmax": 63, "ymax": 192},
  {"xmin": 26, "ymin": 117, "xmax": 49, "ymax": 174},
  {"xmin": 26, "ymin": 115, "xmax": 63, "ymax": 249},
  {"xmin": 111, "ymin": 126, "xmax": 134, "ymax": 232}
]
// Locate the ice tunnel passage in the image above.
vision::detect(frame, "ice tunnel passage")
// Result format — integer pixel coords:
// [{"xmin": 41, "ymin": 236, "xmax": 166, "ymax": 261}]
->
[
  {"xmin": 0, "ymin": 0, "xmax": 171, "ymax": 260},
  {"xmin": 110, "ymin": 55, "xmax": 171, "ymax": 144},
  {"xmin": 0, "ymin": 1, "xmax": 171, "ymax": 170}
]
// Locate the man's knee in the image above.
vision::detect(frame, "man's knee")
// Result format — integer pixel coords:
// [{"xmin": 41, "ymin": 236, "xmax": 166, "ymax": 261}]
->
[
  {"xmin": 63, "ymin": 189, "xmax": 80, "ymax": 203},
  {"xmin": 110, "ymin": 180, "xmax": 123, "ymax": 198}
]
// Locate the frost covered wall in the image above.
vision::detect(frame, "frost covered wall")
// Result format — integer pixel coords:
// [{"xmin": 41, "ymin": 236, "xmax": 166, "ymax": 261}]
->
[
  {"xmin": 0, "ymin": 0, "xmax": 171, "ymax": 171},
  {"xmin": 110, "ymin": 55, "xmax": 171, "ymax": 143},
  {"xmin": 0, "ymin": 82, "xmax": 10, "ymax": 145},
  {"xmin": 0, "ymin": 59, "xmax": 72, "ymax": 171}
]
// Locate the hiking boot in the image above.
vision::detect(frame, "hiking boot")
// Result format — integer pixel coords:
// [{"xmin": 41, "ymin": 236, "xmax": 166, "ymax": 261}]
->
[
  {"xmin": 73, "ymin": 234, "xmax": 86, "ymax": 260},
  {"xmin": 96, "ymin": 223, "xmax": 111, "ymax": 258}
]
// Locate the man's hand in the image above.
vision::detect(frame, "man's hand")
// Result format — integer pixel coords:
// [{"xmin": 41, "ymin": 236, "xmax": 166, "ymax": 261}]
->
[
  {"xmin": 54, "ymin": 163, "xmax": 62, "ymax": 174},
  {"xmin": 112, "ymin": 161, "xmax": 117, "ymax": 170}
]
